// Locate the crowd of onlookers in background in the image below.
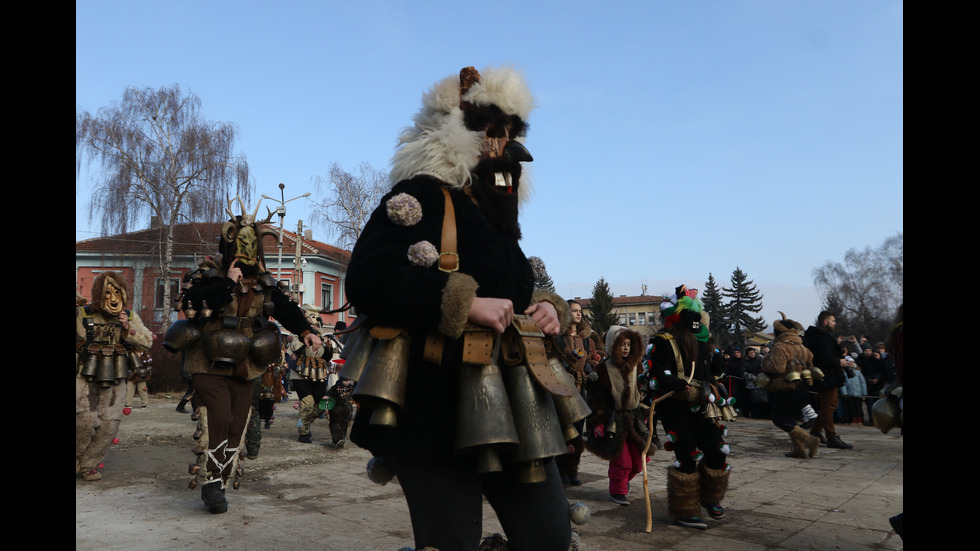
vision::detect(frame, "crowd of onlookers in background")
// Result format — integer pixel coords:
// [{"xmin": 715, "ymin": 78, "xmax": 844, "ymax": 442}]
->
[{"xmin": 711, "ymin": 334, "xmax": 896, "ymax": 426}]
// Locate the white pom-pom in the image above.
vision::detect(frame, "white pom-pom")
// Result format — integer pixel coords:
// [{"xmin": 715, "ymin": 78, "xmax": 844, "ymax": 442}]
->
[
  {"xmin": 386, "ymin": 193, "xmax": 423, "ymax": 226},
  {"xmin": 407, "ymin": 241, "xmax": 439, "ymax": 267}
]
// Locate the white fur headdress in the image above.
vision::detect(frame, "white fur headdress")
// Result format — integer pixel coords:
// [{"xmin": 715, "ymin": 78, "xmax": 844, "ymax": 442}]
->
[{"xmin": 388, "ymin": 66, "xmax": 536, "ymax": 204}]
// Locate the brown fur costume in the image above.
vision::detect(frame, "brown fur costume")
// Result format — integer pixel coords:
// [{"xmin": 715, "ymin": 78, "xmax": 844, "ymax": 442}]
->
[
  {"xmin": 762, "ymin": 314, "xmax": 814, "ymax": 392},
  {"xmin": 584, "ymin": 326, "xmax": 649, "ymax": 460},
  {"xmin": 76, "ymin": 272, "xmax": 153, "ymax": 480}
]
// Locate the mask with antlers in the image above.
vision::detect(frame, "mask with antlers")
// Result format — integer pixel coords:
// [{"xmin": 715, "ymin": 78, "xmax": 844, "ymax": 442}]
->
[{"xmin": 221, "ymin": 196, "xmax": 277, "ymax": 272}]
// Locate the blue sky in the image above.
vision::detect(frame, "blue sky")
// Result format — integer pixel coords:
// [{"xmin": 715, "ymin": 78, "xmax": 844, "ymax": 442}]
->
[{"xmin": 76, "ymin": 0, "xmax": 903, "ymax": 330}]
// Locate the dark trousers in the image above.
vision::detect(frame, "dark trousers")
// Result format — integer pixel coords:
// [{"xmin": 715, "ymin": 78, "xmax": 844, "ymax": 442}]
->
[
  {"xmin": 659, "ymin": 405, "xmax": 728, "ymax": 473},
  {"xmin": 391, "ymin": 456, "xmax": 571, "ymax": 551},
  {"xmin": 770, "ymin": 385, "xmax": 810, "ymax": 433},
  {"xmin": 192, "ymin": 373, "xmax": 255, "ymax": 481}
]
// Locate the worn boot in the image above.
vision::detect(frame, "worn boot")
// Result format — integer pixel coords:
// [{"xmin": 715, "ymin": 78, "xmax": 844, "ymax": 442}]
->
[
  {"xmin": 176, "ymin": 399, "xmax": 189, "ymax": 413},
  {"xmin": 201, "ymin": 481, "xmax": 228, "ymax": 514},
  {"xmin": 698, "ymin": 463, "xmax": 730, "ymax": 520},
  {"xmin": 827, "ymin": 435, "xmax": 853, "ymax": 449},
  {"xmin": 667, "ymin": 466, "xmax": 707, "ymax": 529}
]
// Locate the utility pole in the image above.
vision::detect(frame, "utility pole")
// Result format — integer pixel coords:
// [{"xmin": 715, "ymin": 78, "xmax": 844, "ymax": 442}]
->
[
  {"xmin": 260, "ymin": 183, "xmax": 310, "ymax": 282},
  {"xmin": 294, "ymin": 219, "xmax": 304, "ymax": 304}
]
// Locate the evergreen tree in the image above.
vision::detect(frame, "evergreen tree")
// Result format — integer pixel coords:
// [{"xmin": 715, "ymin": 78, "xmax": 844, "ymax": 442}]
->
[
  {"xmin": 722, "ymin": 267, "xmax": 766, "ymax": 348},
  {"xmin": 701, "ymin": 273, "xmax": 730, "ymax": 344},
  {"xmin": 533, "ymin": 269, "xmax": 556, "ymax": 292},
  {"xmin": 589, "ymin": 277, "xmax": 619, "ymax": 335},
  {"xmin": 528, "ymin": 256, "xmax": 556, "ymax": 292}
]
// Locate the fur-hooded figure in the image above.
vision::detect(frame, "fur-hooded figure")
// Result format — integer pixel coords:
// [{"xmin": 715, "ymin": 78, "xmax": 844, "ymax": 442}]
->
[
  {"xmin": 584, "ymin": 325, "xmax": 650, "ymax": 460},
  {"xmin": 90, "ymin": 272, "xmax": 131, "ymax": 317},
  {"xmin": 388, "ymin": 66, "xmax": 535, "ymax": 240},
  {"xmin": 762, "ymin": 311, "xmax": 814, "ymax": 388}
]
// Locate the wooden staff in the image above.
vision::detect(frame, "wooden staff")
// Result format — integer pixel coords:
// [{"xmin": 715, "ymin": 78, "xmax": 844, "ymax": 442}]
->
[{"xmin": 642, "ymin": 361, "xmax": 695, "ymax": 533}]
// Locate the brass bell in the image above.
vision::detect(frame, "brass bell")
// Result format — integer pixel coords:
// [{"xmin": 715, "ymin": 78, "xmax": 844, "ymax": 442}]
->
[
  {"xmin": 250, "ymin": 320, "xmax": 282, "ymax": 364},
  {"xmin": 755, "ymin": 372, "xmax": 771, "ymax": 390},
  {"xmin": 338, "ymin": 327, "xmax": 376, "ymax": 383},
  {"xmin": 501, "ymin": 363, "xmax": 568, "ymax": 483},
  {"xmin": 113, "ymin": 347, "xmax": 130, "ymax": 381},
  {"xmin": 801, "ymin": 369, "xmax": 813, "ymax": 384},
  {"xmin": 79, "ymin": 351, "xmax": 99, "ymax": 380},
  {"xmin": 163, "ymin": 319, "xmax": 204, "ymax": 353},
  {"xmin": 352, "ymin": 333, "xmax": 410, "ymax": 427},
  {"xmin": 204, "ymin": 318, "xmax": 250, "ymax": 368},
  {"xmin": 95, "ymin": 352, "xmax": 116, "ymax": 387},
  {"xmin": 455, "ymin": 359, "xmax": 520, "ymax": 474},
  {"xmin": 546, "ymin": 356, "xmax": 591, "ymax": 438},
  {"xmin": 201, "ymin": 300, "xmax": 213, "ymax": 319},
  {"xmin": 872, "ymin": 396, "xmax": 901, "ymax": 434},
  {"xmin": 810, "ymin": 367, "xmax": 825, "ymax": 382},
  {"xmin": 785, "ymin": 370, "xmax": 802, "ymax": 383}
]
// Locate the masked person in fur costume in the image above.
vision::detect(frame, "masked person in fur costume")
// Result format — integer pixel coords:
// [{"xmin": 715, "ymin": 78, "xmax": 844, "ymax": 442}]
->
[
  {"xmin": 646, "ymin": 286, "xmax": 732, "ymax": 530},
  {"xmin": 165, "ymin": 198, "xmax": 321, "ymax": 514},
  {"xmin": 344, "ymin": 66, "xmax": 574, "ymax": 551},
  {"xmin": 761, "ymin": 312, "xmax": 821, "ymax": 458},
  {"xmin": 76, "ymin": 272, "xmax": 153, "ymax": 481},
  {"xmin": 583, "ymin": 325, "xmax": 651, "ymax": 506}
]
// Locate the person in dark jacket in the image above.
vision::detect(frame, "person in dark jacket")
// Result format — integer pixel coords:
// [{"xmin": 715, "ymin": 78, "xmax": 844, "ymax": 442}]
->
[
  {"xmin": 803, "ymin": 311, "xmax": 854, "ymax": 449},
  {"xmin": 343, "ymin": 66, "xmax": 572, "ymax": 551}
]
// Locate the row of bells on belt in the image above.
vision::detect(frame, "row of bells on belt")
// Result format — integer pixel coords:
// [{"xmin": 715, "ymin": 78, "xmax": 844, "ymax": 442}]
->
[
  {"xmin": 78, "ymin": 346, "xmax": 142, "ymax": 387},
  {"xmin": 338, "ymin": 327, "xmax": 591, "ymax": 483},
  {"xmin": 755, "ymin": 366, "xmax": 825, "ymax": 390}
]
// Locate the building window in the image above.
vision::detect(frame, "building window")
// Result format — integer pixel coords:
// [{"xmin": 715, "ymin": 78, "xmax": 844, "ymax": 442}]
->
[
  {"xmin": 155, "ymin": 278, "xmax": 180, "ymax": 309},
  {"xmin": 321, "ymin": 283, "xmax": 333, "ymax": 311},
  {"xmin": 638, "ymin": 312, "xmax": 646, "ymax": 325},
  {"xmin": 647, "ymin": 312, "xmax": 658, "ymax": 326},
  {"xmin": 619, "ymin": 313, "xmax": 627, "ymax": 325},
  {"xmin": 628, "ymin": 313, "xmax": 636, "ymax": 326}
]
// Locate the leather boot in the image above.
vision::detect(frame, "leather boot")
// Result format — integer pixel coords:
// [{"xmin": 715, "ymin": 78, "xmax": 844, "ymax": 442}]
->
[
  {"xmin": 176, "ymin": 399, "xmax": 189, "ymax": 413},
  {"xmin": 201, "ymin": 481, "xmax": 228, "ymax": 514},
  {"xmin": 827, "ymin": 436, "xmax": 853, "ymax": 449}
]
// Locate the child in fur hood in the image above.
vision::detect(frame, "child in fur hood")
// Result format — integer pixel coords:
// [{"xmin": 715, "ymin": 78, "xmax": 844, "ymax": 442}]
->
[{"xmin": 584, "ymin": 325, "xmax": 652, "ymax": 506}]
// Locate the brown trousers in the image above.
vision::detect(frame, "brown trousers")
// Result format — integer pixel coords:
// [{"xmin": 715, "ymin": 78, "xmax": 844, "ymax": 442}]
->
[
  {"xmin": 812, "ymin": 386, "xmax": 840, "ymax": 439},
  {"xmin": 192, "ymin": 374, "xmax": 254, "ymax": 481}
]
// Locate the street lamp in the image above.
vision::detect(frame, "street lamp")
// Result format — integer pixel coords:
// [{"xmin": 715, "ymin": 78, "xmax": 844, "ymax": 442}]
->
[{"xmin": 261, "ymin": 183, "xmax": 310, "ymax": 281}]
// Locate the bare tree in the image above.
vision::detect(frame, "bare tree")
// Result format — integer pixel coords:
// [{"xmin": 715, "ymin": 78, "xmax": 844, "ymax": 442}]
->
[
  {"xmin": 76, "ymin": 84, "xmax": 253, "ymax": 327},
  {"xmin": 812, "ymin": 232, "xmax": 903, "ymax": 339},
  {"xmin": 308, "ymin": 162, "xmax": 389, "ymax": 250}
]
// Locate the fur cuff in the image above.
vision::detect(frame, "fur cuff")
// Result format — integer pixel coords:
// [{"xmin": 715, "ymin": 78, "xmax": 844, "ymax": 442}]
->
[
  {"xmin": 697, "ymin": 463, "xmax": 730, "ymax": 504},
  {"xmin": 667, "ymin": 466, "xmax": 702, "ymax": 519},
  {"xmin": 531, "ymin": 288, "xmax": 571, "ymax": 334},
  {"xmin": 439, "ymin": 272, "xmax": 479, "ymax": 338}
]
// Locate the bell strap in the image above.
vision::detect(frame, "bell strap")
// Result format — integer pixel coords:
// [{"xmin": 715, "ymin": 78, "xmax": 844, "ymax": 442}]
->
[{"xmin": 438, "ymin": 187, "xmax": 459, "ymax": 273}]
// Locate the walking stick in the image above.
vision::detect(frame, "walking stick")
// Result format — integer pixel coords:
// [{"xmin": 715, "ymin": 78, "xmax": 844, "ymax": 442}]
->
[{"xmin": 642, "ymin": 362, "xmax": 695, "ymax": 533}]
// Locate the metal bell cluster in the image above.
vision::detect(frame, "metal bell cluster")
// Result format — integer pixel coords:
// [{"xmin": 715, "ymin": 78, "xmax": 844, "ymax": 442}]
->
[{"xmin": 339, "ymin": 318, "xmax": 590, "ymax": 484}]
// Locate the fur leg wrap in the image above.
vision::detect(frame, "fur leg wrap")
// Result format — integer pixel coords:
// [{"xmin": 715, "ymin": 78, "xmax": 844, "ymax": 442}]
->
[
  {"xmin": 298, "ymin": 395, "xmax": 318, "ymax": 434},
  {"xmin": 787, "ymin": 425, "xmax": 818, "ymax": 458},
  {"xmin": 698, "ymin": 463, "xmax": 730, "ymax": 505},
  {"xmin": 666, "ymin": 466, "xmax": 702, "ymax": 520},
  {"xmin": 786, "ymin": 426, "xmax": 808, "ymax": 458}
]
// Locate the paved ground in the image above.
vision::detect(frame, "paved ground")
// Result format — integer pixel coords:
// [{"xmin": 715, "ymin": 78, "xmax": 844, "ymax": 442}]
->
[{"xmin": 76, "ymin": 393, "xmax": 903, "ymax": 551}]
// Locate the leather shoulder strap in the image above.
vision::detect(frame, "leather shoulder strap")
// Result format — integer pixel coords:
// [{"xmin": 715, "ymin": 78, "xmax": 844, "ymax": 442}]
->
[{"xmin": 438, "ymin": 187, "xmax": 459, "ymax": 272}]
